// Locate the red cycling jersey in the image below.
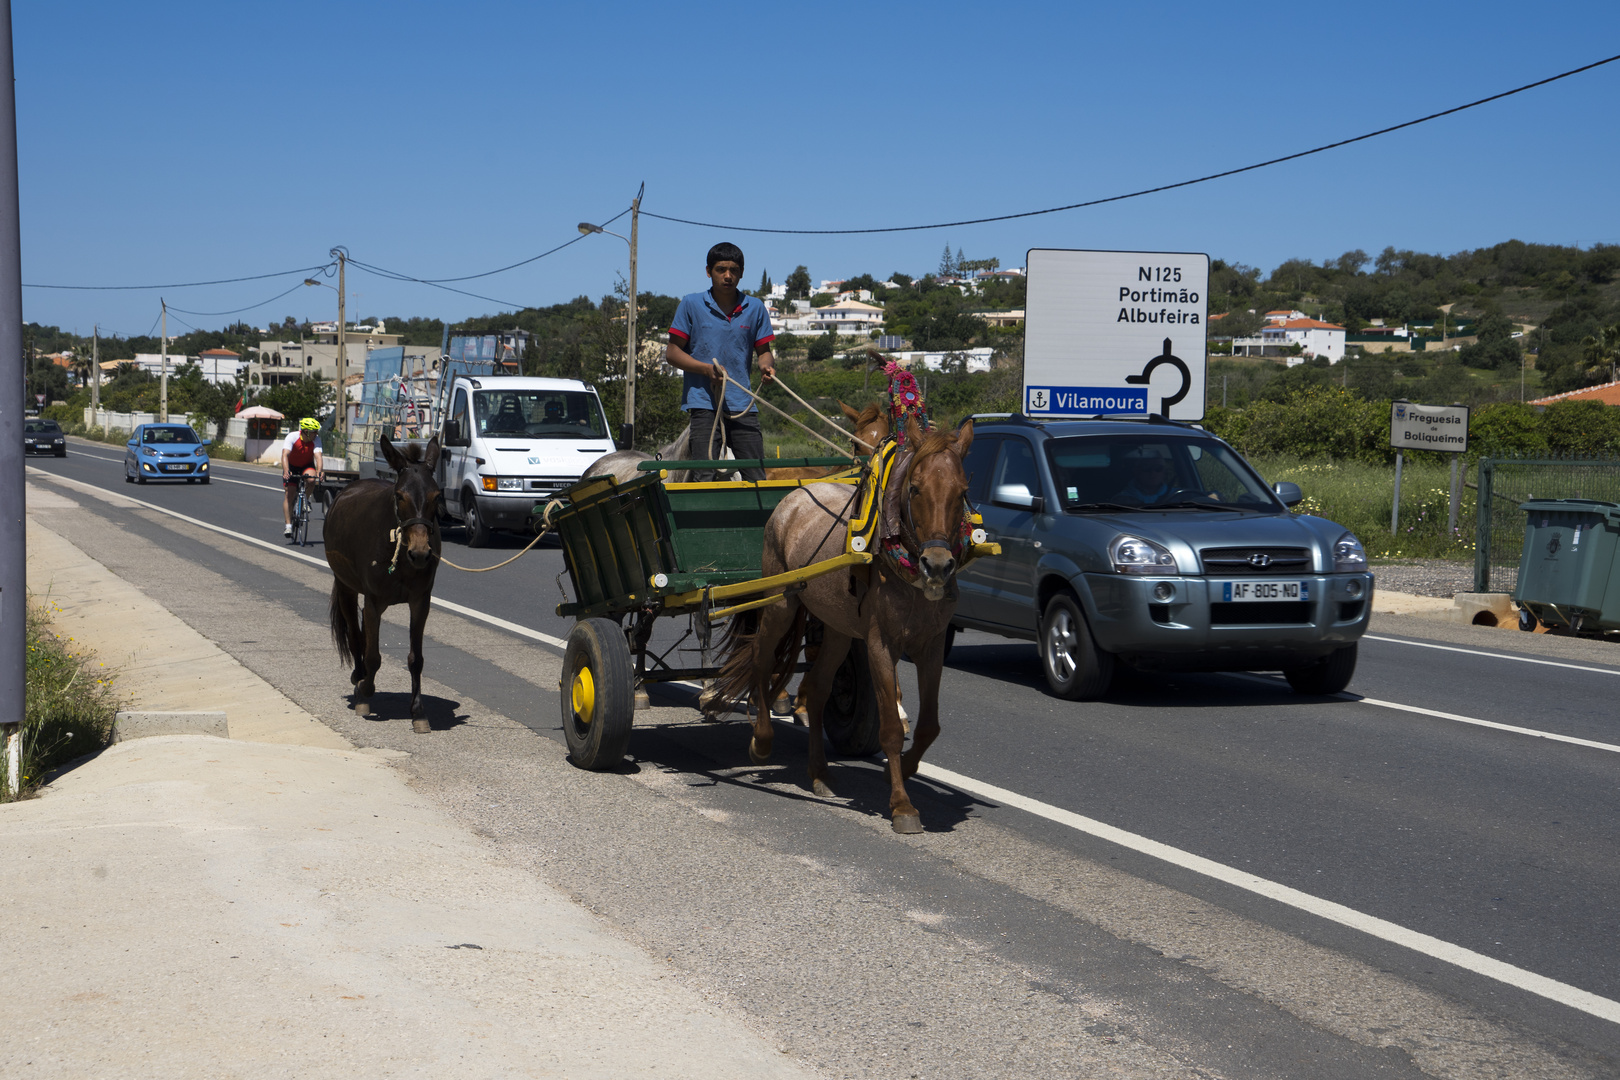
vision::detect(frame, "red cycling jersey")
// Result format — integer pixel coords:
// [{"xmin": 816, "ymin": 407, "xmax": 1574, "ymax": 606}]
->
[{"xmin": 284, "ymin": 432, "xmax": 320, "ymax": 472}]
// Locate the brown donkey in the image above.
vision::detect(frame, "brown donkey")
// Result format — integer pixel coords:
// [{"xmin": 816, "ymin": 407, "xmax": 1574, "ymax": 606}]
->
[
  {"xmin": 325, "ymin": 435, "xmax": 444, "ymax": 732},
  {"xmin": 716, "ymin": 416, "xmax": 974, "ymax": 833}
]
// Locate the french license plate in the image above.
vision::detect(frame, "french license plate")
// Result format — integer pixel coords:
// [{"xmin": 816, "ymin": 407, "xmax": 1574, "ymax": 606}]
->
[
  {"xmin": 163, "ymin": 463, "xmax": 188, "ymax": 472},
  {"xmin": 1222, "ymin": 580, "xmax": 1308, "ymax": 602}
]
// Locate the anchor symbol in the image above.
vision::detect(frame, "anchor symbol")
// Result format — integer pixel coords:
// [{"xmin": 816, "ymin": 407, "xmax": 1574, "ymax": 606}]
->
[{"xmin": 1125, "ymin": 338, "xmax": 1191, "ymax": 419}]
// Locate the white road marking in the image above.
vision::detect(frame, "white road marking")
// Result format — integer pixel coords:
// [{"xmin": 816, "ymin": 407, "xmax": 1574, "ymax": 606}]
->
[
  {"xmin": 35, "ymin": 465, "xmax": 1620, "ymax": 1024},
  {"xmin": 1353, "ymin": 696, "xmax": 1620, "ymax": 754},
  {"xmin": 30, "ymin": 468, "xmax": 570, "ymax": 649},
  {"xmin": 916, "ymin": 760, "xmax": 1620, "ymax": 1026},
  {"xmin": 1364, "ymin": 634, "xmax": 1620, "ymax": 676}
]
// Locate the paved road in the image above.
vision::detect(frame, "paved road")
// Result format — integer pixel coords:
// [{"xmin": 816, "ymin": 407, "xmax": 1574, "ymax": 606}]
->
[{"xmin": 27, "ymin": 440, "xmax": 1620, "ymax": 1079}]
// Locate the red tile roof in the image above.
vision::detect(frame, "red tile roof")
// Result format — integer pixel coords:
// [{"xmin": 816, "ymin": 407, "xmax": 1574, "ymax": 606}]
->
[
  {"xmin": 1529, "ymin": 380, "xmax": 1620, "ymax": 406},
  {"xmin": 199, "ymin": 347, "xmax": 240, "ymax": 357}
]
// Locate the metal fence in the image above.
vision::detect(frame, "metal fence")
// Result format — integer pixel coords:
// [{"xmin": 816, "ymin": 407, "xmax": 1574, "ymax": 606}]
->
[{"xmin": 1473, "ymin": 457, "xmax": 1620, "ymax": 593}]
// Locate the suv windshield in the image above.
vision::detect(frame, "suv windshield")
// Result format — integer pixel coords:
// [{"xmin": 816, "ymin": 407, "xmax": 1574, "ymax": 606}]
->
[
  {"xmin": 473, "ymin": 389, "xmax": 607, "ymax": 439},
  {"xmin": 142, "ymin": 426, "xmax": 201, "ymax": 445},
  {"xmin": 1045, "ymin": 434, "xmax": 1280, "ymax": 512}
]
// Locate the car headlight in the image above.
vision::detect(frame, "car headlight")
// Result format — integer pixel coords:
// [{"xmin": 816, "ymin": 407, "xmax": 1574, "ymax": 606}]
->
[
  {"xmin": 142, "ymin": 446, "xmax": 157, "ymax": 455},
  {"xmin": 1110, "ymin": 534, "xmax": 1177, "ymax": 574},
  {"xmin": 1333, "ymin": 531, "xmax": 1368, "ymax": 573}
]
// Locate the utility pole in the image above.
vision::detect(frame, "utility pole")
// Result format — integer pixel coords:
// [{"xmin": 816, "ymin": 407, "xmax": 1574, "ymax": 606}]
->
[
  {"xmin": 334, "ymin": 247, "xmax": 348, "ymax": 464},
  {"xmin": 90, "ymin": 324, "xmax": 98, "ymax": 426},
  {"xmin": 624, "ymin": 186, "xmax": 640, "ymax": 448},
  {"xmin": 160, "ymin": 298, "xmax": 169, "ymax": 422},
  {"xmin": 1, "ymin": 0, "xmax": 27, "ymax": 794}
]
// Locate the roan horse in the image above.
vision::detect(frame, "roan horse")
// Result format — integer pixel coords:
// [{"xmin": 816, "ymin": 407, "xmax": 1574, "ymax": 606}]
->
[
  {"xmin": 715, "ymin": 415, "xmax": 974, "ymax": 833},
  {"xmin": 325, "ymin": 434, "xmax": 444, "ymax": 733}
]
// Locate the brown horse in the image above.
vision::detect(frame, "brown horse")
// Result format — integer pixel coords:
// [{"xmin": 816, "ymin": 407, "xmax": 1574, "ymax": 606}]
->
[
  {"xmin": 325, "ymin": 434, "xmax": 444, "ymax": 732},
  {"xmin": 716, "ymin": 415, "xmax": 974, "ymax": 832},
  {"xmin": 763, "ymin": 400, "xmax": 887, "ymax": 481}
]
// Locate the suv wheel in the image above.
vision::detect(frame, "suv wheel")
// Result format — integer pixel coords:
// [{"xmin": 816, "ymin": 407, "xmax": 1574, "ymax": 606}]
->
[
  {"xmin": 1040, "ymin": 593, "xmax": 1114, "ymax": 700},
  {"xmin": 1283, "ymin": 643, "xmax": 1357, "ymax": 695}
]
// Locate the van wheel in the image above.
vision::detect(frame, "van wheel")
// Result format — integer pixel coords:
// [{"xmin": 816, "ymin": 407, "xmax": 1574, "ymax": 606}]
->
[
  {"xmin": 464, "ymin": 492, "xmax": 491, "ymax": 548},
  {"xmin": 1284, "ymin": 643, "xmax": 1358, "ymax": 695},
  {"xmin": 1040, "ymin": 593, "xmax": 1114, "ymax": 700}
]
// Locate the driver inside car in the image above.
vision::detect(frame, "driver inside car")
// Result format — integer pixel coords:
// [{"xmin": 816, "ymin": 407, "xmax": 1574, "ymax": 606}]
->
[{"xmin": 1113, "ymin": 452, "xmax": 1174, "ymax": 505}]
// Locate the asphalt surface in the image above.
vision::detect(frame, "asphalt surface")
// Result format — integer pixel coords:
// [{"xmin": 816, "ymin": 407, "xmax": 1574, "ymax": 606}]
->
[{"xmin": 26, "ymin": 438, "xmax": 1620, "ymax": 1079}]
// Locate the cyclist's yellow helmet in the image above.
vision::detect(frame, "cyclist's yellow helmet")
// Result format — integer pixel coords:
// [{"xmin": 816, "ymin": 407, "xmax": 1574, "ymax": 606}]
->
[{"xmin": 299, "ymin": 417, "xmax": 320, "ymax": 432}]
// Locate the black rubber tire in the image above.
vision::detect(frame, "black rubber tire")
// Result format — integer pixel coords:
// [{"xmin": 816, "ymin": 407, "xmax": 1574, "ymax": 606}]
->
[
  {"xmin": 54, "ymin": 449, "xmax": 66, "ymax": 457},
  {"xmin": 1518, "ymin": 607, "xmax": 1538, "ymax": 632},
  {"xmin": 822, "ymin": 646, "xmax": 882, "ymax": 757},
  {"xmin": 561, "ymin": 618, "xmax": 636, "ymax": 770},
  {"xmin": 200, "ymin": 476, "xmax": 210, "ymax": 485},
  {"xmin": 1039, "ymin": 592, "xmax": 1115, "ymax": 700},
  {"xmin": 464, "ymin": 492, "xmax": 491, "ymax": 548},
  {"xmin": 1284, "ymin": 643, "xmax": 1358, "ymax": 695},
  {"xmin": 123, "ymin": 469, "xmax": 134, "ymax": 483},
  {"xmin": 136, "ymin": 471, "xmax": 147, "ymax": 484}
]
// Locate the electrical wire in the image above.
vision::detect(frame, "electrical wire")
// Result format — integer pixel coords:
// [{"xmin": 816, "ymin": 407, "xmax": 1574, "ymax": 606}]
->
[
  {"xmin": 345, "ymin": 258, "xmax": 529, "ymax": 310},
  {"xmin": 386, "ymin": 205, "xmax": 632, "ymax": 284},
  {"xmin": 642, "ymin": 53, "xmax": 1620, "ymax": 235},
  {"xmin": 23, "ymin": 264, "xmax": 331, "ymax": 291},
  {"xmin": 164, "ymin": 277, "xmax": 324, "ymax": 319}
]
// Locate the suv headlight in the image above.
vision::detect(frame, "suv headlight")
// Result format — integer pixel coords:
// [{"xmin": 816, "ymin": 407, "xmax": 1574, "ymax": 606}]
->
[
  {"xmin": 1110, "ymin": 534, "xmax": 1177, "ymax": 575},
  {"xmin": 1333, "ymin": 531, "xmax": 1368, "ymax": 572}
]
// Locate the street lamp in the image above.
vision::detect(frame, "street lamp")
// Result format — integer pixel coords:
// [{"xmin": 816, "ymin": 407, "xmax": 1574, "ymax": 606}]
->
[{"xmin": 578, "ymin": 183, "xmax": 642, "ymax": 448}]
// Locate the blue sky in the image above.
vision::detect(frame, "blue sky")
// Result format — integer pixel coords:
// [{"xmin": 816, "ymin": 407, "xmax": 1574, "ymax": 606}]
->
[{"xmin": 16, "ymin": 1, "xmax": 1620, "ymax": 338}]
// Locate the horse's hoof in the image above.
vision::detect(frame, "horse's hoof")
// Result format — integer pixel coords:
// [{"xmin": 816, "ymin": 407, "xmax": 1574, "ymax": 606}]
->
[
  {"xmin": 792, "ymin": 708, "xmax": 808, "ymax": 728},
  {"xmin": 354, "ymin": 702, "xmax": 371, "ymax": 716},
  {"xmin": 811, "ymin": 778, "xmax": 835, "ymax": 798},
  {"xmin": 412, "ymin": 719, "xmax": 431, "ymax": 734},
  {"xmin": 771, "ymin": 695, "xmax": 792, "ymax": 717},
  {"xmin": 748, "ymin": 738, "xmax": 772, "ymax": 765},
  {"xmin": 891, "ymin": 813, "xmax": 923, "ymax": 835}
]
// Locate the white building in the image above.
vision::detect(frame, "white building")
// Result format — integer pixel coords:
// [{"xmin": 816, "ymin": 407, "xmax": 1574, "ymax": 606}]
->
[
  {"xmin": 887, "ymin": 348, "xmax": 996, "ymax": 374},
  {"xmin": 1233, "ymin": 316, "xmax": 1346, "ymax": 363},
  {"xmin": 807, "ymin": 299, "xmax": 885, "ymax": 333}
]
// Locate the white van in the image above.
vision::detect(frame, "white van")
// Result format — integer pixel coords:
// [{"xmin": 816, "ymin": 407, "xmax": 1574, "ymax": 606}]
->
[{"xmin": 388, "ymin": 374, "xmax": 616, "ymax": 546}]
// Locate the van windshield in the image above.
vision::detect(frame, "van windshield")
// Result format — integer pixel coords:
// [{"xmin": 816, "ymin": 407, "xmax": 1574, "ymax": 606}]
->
[
  {"xmin": 472, "ymin": 390, "xmax": 608, "ymax": 439},
  {"xmin": 1045, "ymin": 435, "xmax": 1281, "ymax": 512}
]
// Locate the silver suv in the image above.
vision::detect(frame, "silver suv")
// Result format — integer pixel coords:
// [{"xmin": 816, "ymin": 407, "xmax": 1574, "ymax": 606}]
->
[{"xmin": 953, "ymin": 416, "xmax": 1372, "ymax": 699}]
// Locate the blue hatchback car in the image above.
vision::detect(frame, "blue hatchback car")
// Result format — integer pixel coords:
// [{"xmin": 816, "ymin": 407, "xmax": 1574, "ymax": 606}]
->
[{"xmin": 124, "ymin": 423, "xmax": 211, "ymax": 484}]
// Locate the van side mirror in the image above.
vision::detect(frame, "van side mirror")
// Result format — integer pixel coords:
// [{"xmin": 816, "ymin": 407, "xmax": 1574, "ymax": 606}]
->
[
  {"xmin": 444, "ymin": 419, "xmax": 468, "ymax": 447},
  {"xmin": 1273, "ymin": 481, "xmax": 1303, "ymax": 507},
  {"xmin": 993, "ymin": 483, "xmax": 1044, "ymax": 514}
]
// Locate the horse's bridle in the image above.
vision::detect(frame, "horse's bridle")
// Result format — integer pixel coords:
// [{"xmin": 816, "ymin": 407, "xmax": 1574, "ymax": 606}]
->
[
  {"xmin": 387, "ymin": 464, "xmax": 441, "ymax": 574},
  {"xmin": 893, "ymin": 451, "xmax": 968, "ymax": 571}
]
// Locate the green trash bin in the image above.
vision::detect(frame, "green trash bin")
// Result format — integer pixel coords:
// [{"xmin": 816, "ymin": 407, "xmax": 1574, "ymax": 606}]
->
[{"xmin": 1513, "ymin": 499, "xmax": 1620, "ymax": 633}]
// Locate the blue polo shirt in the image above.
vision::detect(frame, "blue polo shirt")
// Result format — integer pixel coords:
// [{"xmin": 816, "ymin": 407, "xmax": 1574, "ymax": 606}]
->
[{"xmin": 669, "ymin": 288, "xmax": 775, "ymax": 413}]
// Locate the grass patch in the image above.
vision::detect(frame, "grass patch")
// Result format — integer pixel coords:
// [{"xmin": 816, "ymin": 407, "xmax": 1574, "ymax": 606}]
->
[
  {"xmin": 1249, "ymin": 455, "xmax": 1475, "ymax": 562},
  {"xmin": 6, "ymin": 601, "xmax": 121, "ymax": 801}
]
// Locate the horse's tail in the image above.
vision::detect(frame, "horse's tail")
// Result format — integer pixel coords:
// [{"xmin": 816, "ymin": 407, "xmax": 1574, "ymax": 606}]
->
[
  {"xmin": 329, "ymin": 582, "xmax": 354, "ymax": 667},
  {"xmin": 713, "ymin": 601, "xmax": 809, "ymax": 710}
]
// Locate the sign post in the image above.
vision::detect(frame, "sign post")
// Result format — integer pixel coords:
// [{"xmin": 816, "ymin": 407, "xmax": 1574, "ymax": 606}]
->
[
  {"xmin": 1388, "ymin": 399, "xmax": 1470, "ymax": 536},
  {"xmin": 1023, "ymin": 248, "xmax": 1209, "ymax": 421}
]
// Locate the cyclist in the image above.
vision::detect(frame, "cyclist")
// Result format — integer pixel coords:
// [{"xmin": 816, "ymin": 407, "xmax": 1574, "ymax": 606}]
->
[{"xmin": 281, "ymin": 418, "xmax": 324, "ymax": 538}]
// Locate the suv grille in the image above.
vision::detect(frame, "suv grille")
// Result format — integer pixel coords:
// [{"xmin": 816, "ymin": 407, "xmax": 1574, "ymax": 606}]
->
[{"xmin": 1199, "ymin": 546, "xmax": 1312, "ymax": 575}]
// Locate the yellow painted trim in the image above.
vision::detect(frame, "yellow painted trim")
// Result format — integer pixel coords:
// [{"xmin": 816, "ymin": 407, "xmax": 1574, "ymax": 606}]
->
[{"xmin": 662, "ymin": 552, "xmax": 873, "ymax": 611}]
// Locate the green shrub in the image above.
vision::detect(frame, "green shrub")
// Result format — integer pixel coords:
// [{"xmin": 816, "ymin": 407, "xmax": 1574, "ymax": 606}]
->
[{"xmin": 8, "ymin": 602, "xmax": 120, "ymax": 801}]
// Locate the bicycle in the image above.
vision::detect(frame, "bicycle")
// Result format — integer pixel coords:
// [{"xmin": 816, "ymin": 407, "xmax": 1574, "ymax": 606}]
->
[{"xmin": 289, "ymin": 477, "xmax": 316, "ymax": 547}]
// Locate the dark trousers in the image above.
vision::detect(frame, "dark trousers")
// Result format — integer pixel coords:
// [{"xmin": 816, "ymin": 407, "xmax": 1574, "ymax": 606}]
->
[{"xmin": 686, "ymin": 409, "xmax": 765, "ymax": 481}]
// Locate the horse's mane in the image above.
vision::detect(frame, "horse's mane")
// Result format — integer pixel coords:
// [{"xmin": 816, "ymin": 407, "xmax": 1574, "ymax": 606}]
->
[
  {"xmin": 852, "ymin": 403, "xmax": 885, "ymax": 431},
  {"xmin": 910, "ymin": 425, "xmax": 957, "ymax": 463}
]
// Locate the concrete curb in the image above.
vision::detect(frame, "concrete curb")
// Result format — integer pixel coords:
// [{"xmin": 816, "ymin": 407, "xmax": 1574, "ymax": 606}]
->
[{"xmin": 113, "ymin": 710, "xmax": 228, "ymax": 741}]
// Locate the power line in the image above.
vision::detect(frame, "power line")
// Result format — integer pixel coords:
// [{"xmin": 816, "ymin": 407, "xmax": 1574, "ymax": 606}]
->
[
  {"xmin": 345, "ymin": 258, "xmax": 530, "ymax": 311},
  {"xmin": 387, "ymin": 206, "xmax": 633, "ymax": 283},
  {"xmin": 164, "ymin": 278, "xmax": 319, "ymax": 319},
  {"xmin": 22, "ymin": 264, "xmax": 331, "ymax": 291},
  {"xmin": 642, "ymin": 53, "xmax": 1620, "ymax": 235}
]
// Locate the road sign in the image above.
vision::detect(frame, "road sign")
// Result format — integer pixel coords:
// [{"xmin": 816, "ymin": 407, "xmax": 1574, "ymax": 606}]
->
[
  {"xmin": 1023, "ymin": 248, "xmax": 1210, "ymax": 420},
  {"xmin": 1389, "ymin": 400, "xmax": 1469, "ymax": 453}
]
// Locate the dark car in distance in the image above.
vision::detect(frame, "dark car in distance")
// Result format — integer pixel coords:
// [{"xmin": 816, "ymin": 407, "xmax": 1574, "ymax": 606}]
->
[
  {"xmin": 953, "ymin": 415, "xmax": 1372, "ymax": 699},
  {"xmin": 24, "ymin": 418, "xmax": 66, "ymax": 456}
]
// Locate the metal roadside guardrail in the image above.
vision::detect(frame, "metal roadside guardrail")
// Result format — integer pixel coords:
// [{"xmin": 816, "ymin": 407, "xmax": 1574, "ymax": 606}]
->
[{"xmin": 1473, "ymin": 456, "xmax": 1620, "ymax": 593}]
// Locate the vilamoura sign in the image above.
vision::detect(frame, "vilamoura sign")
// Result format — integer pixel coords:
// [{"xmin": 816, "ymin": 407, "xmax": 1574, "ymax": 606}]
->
[
  {"xmin": 1023, "ymin": 248, "xmax": 1210, "ymax": 420},
  {"xmin": 1389, "ymin": 400, "xmax": 1469, "ymax": 453}
]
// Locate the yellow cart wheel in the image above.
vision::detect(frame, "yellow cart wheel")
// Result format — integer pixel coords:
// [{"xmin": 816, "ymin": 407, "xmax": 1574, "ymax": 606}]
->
[{"xmin": 561, "ymin": 618, "xmax": 635, "ymax": 770}]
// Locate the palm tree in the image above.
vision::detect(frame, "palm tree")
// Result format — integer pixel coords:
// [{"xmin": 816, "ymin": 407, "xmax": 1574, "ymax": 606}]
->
[{"xmin": 1579, "ymin": 323, "xmax": 1620, "ymax": 383}]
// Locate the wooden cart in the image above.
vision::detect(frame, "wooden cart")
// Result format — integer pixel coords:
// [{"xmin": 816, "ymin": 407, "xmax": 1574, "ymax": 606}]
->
[{"xmin": 547, "ymin": 457, "xmax": 886, "ymax": 770}]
